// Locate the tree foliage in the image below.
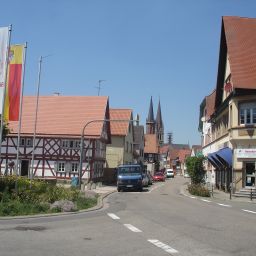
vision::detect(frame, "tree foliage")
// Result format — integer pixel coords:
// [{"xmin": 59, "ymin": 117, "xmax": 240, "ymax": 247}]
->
[
  {"xmin": 0, "ymin": 120, "xmax": 10, "ymax": 142},
  {"xmin": 185, "ymin": 156, "xmax": 205, "ymax": 184}
]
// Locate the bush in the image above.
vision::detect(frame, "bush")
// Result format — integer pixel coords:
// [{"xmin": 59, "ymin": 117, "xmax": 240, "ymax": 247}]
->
[
  {"xmin": 188, "ymin": 184, "xmax": 210, "ymax": 197},
  {"xmin": 0, "ymin": 176, "xmax": 97, "ymax": 216},
  {"xmin": 185, "ymin": 156, "xmax": 206, "ymax": 185}
]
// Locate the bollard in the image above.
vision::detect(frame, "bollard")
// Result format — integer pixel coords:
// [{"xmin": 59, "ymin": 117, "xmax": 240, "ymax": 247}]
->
[{"xmin": 211, "ymin": 184, "xmax": 214, "ymax": 198}]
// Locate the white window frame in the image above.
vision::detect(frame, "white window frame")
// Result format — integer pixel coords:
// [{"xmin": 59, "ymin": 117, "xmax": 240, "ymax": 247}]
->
[
  {"xmin": 20, "ymin": 138, "xmax": 25, "ymax": 146},
  {"xmin": 61, "ymin": 139, "xmax": 69, "ymax": 148},
  {"xmin": 58, "ymin": 162, "xmax": 65, "ymax": 172},
  {"xmin": 26, "ymin": 138, "xmax": 32, "ymax": 147},
  {"xmin": 71, "ymin": 162, "xmax": 79, "ymax": 173},
  {"xmin": 240, "ymin": 102, "xmax": 256, "ymax": 125}
]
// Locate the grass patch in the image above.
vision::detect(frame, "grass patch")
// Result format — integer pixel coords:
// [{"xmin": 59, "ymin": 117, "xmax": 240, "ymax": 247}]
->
[{"xmin": 76, "ymin": 196, "xmax": 98, "ymax": 210}]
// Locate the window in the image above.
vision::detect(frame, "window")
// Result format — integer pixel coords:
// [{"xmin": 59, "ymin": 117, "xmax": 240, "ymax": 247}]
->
[
  {"xmin": 20, "ymin": 138, "xmax": 25, "ymax": 146},
  {"xmin": 26, "ymin": 138, "xmax": 32, "ymax": 147},
  {"xmin": 240, "ymin": 103, "xmax": 256, "ymax": 125},
  {"xmin": 71, "ymin": 162, "xmax": 79, "ymax": 173},
  {"xmin": 58, "ymin": 162, "xmax": 65, "ymax": 172},
  {"xmin": 74, "ymin": 140, "xmax": 80, "ymax": 148},
  {"xmin": 62, "ymin": 140, "xmax": 69, "ymax": 148}
]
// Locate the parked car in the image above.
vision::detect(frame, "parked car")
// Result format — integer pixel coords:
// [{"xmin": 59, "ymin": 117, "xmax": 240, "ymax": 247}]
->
[
  {"xmin": 166, "ymin": 168, "xmax": 174, "ymax": 178},
  {"xmin": 153, "ymin": 172, "xmax": 166, "ymax": 182}
]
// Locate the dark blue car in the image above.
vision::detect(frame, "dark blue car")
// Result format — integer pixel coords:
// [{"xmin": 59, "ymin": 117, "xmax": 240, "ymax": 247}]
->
[{"xmin": 117, "ymin": 164, "xmax": 143, "ymax": 192}]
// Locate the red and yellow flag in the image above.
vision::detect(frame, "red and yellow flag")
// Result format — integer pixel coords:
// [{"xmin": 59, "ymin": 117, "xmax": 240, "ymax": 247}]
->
[{"xmin": 4, "ymin": 45, "xmax": 24, "ymax": 121}]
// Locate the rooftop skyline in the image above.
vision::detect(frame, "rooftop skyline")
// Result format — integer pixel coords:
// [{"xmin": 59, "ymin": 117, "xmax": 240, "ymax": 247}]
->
[{"xmin": 1, "ymin": 0, "xmax": 256, "ymax": 145}]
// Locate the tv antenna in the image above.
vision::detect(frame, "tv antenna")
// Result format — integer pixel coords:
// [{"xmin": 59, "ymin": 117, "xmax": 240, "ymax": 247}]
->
[{"xmin": 96, "ymin": 80, "xmax": 106, "ymax": 96}]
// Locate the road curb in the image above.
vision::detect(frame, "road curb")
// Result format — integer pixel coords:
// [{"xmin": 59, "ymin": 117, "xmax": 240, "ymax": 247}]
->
[
  {"xmin": 180, "ymin": 184, "xmax": 256, "ymax": 204},
  {"xmin": 0, "ymin": 190, "xmax": 117, "ymax": 221}
]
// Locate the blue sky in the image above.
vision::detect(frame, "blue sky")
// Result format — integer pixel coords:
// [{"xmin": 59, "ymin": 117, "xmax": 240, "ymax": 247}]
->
[{"xmin": 1, "ymin": 0, "xmax": 256, "ymax": 145}]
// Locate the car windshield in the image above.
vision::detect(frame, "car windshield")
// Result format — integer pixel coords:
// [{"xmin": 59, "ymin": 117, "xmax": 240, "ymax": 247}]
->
[
  {"xmin": 118, "ymin": 166, "xmax": 141, "ymax": 176},
  {"xmin": 155, "ymin": 172, "xmax": 163, "ymax": 176}
]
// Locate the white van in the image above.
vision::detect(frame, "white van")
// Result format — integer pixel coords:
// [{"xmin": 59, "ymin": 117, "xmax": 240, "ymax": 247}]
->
[{"xmin": 166, "ymin": 169, "xmax": 174, "ymax": 178}]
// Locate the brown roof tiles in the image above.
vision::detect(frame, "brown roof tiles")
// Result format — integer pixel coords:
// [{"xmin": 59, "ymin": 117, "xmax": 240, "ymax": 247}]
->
[
  {"xmin": 224, "ymin": 16, "xmax": 256, "ymax": 89},
  {"xmin": 109, "ymin": 109, "xmax": 132, "ymax": 136},
  {"xmin": 9, "ymin": 96, "xmax": 109, "ymax": 138},
  {"xmin": 144, "ymin": 134, "xmax": 159, "ymax": 154}
]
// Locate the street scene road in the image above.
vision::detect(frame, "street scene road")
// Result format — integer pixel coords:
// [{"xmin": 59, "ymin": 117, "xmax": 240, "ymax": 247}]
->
[{"xmin": 1, "ymin": 177, "xmax": 256, "ymax": 256}]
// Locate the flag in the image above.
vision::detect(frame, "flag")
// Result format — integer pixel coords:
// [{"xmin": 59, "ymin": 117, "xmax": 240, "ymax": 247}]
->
[
  {"xmin": 0, "ymin": 27, "xmax": 9, "ymax": 115},
  {"xmin": 4, "ymin": 45, "xmax": 24, "ymax": 121}
]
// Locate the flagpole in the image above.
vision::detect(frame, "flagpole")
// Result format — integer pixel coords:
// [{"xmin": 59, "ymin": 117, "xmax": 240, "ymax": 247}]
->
[
  {"xmin": 15, "ymin": 42, "xmax": 27, "ymax": 176},
  {"xmin": 0, "ymin": 24, "xmax": 12, "ymax": 175},
  {"xmin": 30, "ymin": 56, "xmax": 42, "ymax": 181}
]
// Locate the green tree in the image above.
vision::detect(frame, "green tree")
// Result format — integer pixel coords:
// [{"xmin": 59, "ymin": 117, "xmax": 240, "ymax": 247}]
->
[{"xmin": 185, "ymin": 156, "xmax": 205, "ymax": 184}]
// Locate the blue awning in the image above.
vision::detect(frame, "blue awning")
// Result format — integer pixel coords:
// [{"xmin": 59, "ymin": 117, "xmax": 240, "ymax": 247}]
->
[
  {"xmin": 207, "ymin": 153, "xmax": 224, "ymax": 169},
  {"xmin": 216, "ymin": 147, "xmax": 232, "ymax": 168}
]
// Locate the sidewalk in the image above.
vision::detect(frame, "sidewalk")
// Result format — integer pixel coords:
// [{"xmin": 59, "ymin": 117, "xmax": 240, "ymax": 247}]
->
[
  {"xmin": 84, "ymin": 184, "xmax": 117, "ymax": 196},
  {"xmin": 181, "ymin": 183, "xmax": 256, "ymax": 204}
]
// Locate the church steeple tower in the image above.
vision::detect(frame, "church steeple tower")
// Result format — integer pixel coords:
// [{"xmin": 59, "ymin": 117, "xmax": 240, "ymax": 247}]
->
[
  {"xmin": 156, "ymin": 99, "xmax": 164, "ymax": 145},
  {"xmin": 146, "ymin": 96, "xmax": 155, "ymax": 134}
]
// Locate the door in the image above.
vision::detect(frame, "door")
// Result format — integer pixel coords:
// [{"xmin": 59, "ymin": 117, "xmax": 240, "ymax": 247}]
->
[
  {"xmin": 245, "ymin": 162, "xmax": 256, "ymax": 187},
  {"xmin": 21, "ymin": 160, "xmax": 29, "ymax": 177}
]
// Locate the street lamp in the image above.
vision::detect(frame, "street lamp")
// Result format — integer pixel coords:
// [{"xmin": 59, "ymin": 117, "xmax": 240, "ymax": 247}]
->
[{"xmin": 78, "ymin": 118, "xmax": 135, "ymax": 189}]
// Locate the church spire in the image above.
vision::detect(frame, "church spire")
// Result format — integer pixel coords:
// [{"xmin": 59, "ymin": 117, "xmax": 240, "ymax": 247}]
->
[
  {"xmin": 146, "ymin": 96, "xmax": 155, "ymax": 134},
  {"xmin": 156, "ymin": 99, "xmax": 164, "ymax": 145}
]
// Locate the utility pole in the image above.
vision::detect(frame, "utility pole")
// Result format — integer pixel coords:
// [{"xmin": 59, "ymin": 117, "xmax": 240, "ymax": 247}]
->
[{"xmin": 96, "ymin": 80, "xmax": 106, "ymax": 96}]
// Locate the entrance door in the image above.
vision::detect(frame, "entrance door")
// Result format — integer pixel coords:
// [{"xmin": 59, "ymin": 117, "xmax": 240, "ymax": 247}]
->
[
  {"xmin": 21, "ymin": 160, "xmax": 29, "ymax": 177},
  {"xmin": 245, "ymin": 162, "xmax": 255, "ymax": 187}
]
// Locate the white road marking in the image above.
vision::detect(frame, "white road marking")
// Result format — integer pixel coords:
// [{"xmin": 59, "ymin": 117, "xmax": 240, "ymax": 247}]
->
[
  {"xmin": 217, "ymin": 203, "xmax": 231, "ymax": 207},
  {"xmin": 107, "ymin": 213, "xmax": 120, "ymax": 220},
  {"xmin": 189, "ymin": 196, "xmax": 196, "ymax": 199},
  {"xmin": 124, "ymin": 224, "xmax": 142, "ymax": 232},
  {"xmin": 201, "ymin": 199, "xmax": 211, "ymax": 203},
  {"xmin": 242, "ymin": 209, "xmax": 256, "ymax": 214},
  {"xmin": 148, "ymin": 239, "xmax": 178, "ymax": 254}
]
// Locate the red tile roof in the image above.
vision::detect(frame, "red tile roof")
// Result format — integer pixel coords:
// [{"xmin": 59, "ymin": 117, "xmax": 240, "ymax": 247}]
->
[
  {"xmin": 160, "ymin": 144, "xmax": 169, "ymax": 154},
  {"xmin": 109, "ymin": 109, "xmax": 132, "ymax": 136},
  {"xmin": 144, "ymin": 134, "xmax": 159, "ymax": 154},
  {"xmin": 224, "ymin": 16, "xmax": 256, "ymax": 89},
  {"xmin": 9, "ymin": 96, "xmax": 109, "ymax": 138},
  {"xmin": 177, "ymin": 149, "xmax": 192, "ymax": 163},
  {"xmin": 205, "ymin": 90, "xmax": 216, "ymax": 120}
]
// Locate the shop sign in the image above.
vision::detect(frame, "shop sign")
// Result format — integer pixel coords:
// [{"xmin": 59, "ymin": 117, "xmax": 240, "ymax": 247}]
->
[{"xmin": 235, "ymin": 149, "xmax": 256, "ymax": 158}]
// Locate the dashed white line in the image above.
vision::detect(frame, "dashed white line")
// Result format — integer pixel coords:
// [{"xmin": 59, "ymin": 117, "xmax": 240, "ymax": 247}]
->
[
  {"xmin": 124, "ymin": 224, "xmax": 142, "ymax": 232},
  {"xmin": 107, "ymin": 213, "xmax": 120, "ymax": 220},
  {"xmin": 201, "ymin": 199, "xmax": 211, "ymax": 203},
  {"xmin": 242, "ymin": 209, "xmax": 256, "ymax": 214},
  {"xmin": 217, "ymin": 203, "xmax": 231, "ymax": 207},
  {"xmin": 148, "ymin": 239, "xmax": 178, "ymax": 254}
]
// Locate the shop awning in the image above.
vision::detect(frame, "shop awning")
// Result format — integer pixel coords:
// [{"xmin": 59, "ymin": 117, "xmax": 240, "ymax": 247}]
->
[
  {"xmin": 207, "ymin": 153, "xmax": 224, "ymax": 169},
  {"xmin": 216, "ymin": 147, "xmax": 232, "ymax": 168}
]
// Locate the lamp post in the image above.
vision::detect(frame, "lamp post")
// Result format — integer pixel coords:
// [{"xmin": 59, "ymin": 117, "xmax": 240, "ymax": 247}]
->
[{"xmin": 78, "ymin": 118, "xmax": 134, "ymax": 189}]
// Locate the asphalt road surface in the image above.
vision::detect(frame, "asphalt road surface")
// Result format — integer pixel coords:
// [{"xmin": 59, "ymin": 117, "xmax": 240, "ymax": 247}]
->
[{"xmin": 0, "ymin": 176, "xmax": 256, "ymax": 256}]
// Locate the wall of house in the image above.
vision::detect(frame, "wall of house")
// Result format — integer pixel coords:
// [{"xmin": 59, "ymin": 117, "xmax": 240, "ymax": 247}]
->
[
  {"xmin": 106, "ymin": 136, "xmax": 125, "ymax": 168},
  {"xmin": 123, "ymin": 123, "xmax": 134, "ymax": 164},
  {"xmin": 0, "ymin": 136, "xmax": 106, "ymax": 181}
]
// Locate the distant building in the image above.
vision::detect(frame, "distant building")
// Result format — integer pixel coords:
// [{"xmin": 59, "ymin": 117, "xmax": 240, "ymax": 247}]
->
[{"xmin": 133, "ymin": 115, "xmax": 145, "ymax": 165}]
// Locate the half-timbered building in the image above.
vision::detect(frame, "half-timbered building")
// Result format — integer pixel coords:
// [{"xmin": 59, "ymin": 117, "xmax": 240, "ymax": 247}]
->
[{"xmin": 0, "ymin": 96, "xmax": 111, "ymax": 182}]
